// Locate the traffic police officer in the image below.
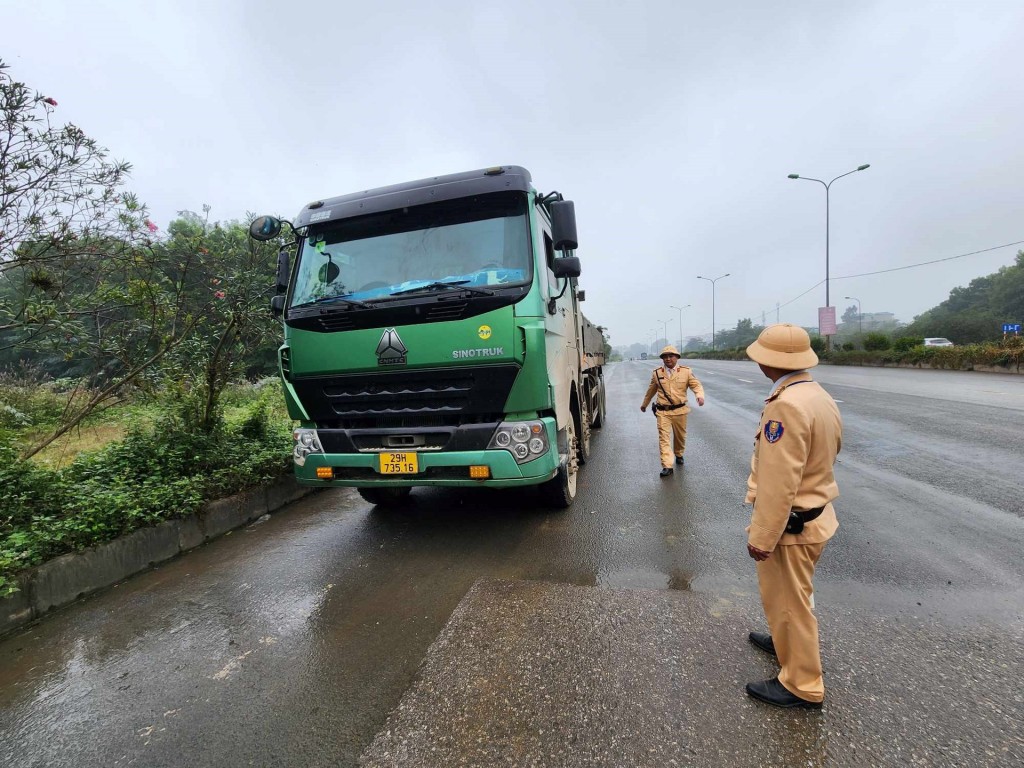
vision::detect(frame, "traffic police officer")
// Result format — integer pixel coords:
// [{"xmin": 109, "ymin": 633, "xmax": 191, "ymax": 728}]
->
[
  {"xmin": 640, "ymin": 345, "xmax": 705, "ymax": 477},
  {"xmin": 743, "ymin": 323, "xmax": 842, "ymax": 708}
]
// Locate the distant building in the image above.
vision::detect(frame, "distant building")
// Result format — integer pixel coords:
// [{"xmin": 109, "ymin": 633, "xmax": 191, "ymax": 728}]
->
[{"xmin": 861, "ymin": 312, "xmax": 898, "ymax": 331}]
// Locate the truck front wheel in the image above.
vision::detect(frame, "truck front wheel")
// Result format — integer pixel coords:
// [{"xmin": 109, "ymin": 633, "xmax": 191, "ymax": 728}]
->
[
  {"xmin": 357, "ymin": 487, "xmax": 413, "ymax": 506},
  {"xmin": 539, "ymin": 418, "xmax": 579, "ymax": 508}
]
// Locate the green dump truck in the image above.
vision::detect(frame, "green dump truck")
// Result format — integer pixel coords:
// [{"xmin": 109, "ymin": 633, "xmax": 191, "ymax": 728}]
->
[{"xmin": 249, "ymin": 165, "xmax": 605, "ymax": 507}]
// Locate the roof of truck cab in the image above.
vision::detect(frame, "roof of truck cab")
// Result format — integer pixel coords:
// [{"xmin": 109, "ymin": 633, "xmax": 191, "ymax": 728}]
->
[{"xmin": 294, "ymin": 166, "xmax": 534, "ymax": 228}]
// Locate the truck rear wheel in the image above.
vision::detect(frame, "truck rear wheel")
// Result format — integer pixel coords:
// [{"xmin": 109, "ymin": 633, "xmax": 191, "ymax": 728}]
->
[
  {"xmin": 539, "ymin": 418, "xmax": 579, "ymax": 508},
  {"xmin": 577, "ymin": 401, "xmax": 592, "ymax": 465},
  {"xmin": 592, "ymin": 382, "xmax": 606, "ymax": 429},
  {"xmin": 357, "ymin": 487, "xmax": 412, "ymax": 506}
]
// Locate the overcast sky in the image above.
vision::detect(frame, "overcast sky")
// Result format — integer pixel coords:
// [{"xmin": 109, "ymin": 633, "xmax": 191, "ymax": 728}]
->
[{"xmin": 4, "ymin": 0, "xmax": 1023, "ymax": 347}]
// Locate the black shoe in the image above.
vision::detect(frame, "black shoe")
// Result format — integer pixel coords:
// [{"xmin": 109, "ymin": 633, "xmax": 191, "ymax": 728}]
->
[
  {"xmin": 675, "ymin": 456, "xmax": 685, "ymax": 466},
  {"xmin": 748, "ymin": 631, "xmax": 776, "ymax": 657},
  {"xmin": 745, "ymin": 677, "xmax": 822, "ymax": 709},
  {"xmin": 660, "ymin": 467, "xmax": 673, "ymax": 477}
]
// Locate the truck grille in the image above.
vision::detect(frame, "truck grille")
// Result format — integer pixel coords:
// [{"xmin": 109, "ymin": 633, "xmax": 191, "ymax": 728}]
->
[{"xmin": 291, "ymin": 364, "xmax": 520, "ymax": 429}]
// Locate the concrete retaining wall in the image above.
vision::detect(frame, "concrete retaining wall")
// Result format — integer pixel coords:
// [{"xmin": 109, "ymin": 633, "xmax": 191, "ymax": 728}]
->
[{"xmin": 1, "ymin": 476, "xmax": 317, "ymax": 637}]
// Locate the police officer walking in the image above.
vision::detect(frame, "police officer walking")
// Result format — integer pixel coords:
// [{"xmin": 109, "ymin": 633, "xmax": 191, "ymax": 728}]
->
[
  {"xmin": 640, "ymin": 345, "xmax": 705, "ymax": 477},
  {"xmin": 742, "ymin": 324, "xmax": 842, "ymax": 709}
]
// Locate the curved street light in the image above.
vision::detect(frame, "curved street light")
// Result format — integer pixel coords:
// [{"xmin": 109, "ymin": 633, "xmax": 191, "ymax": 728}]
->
[
  {"xmin": 670, "ymin": 304, "xmax": 691, "ymax": 351},
  {"xmin": 844, "ymin": 295, "xmax": 862, "ymax": 336},
  {"xmin": 696, "ymin": 274, "xmax": 729, "ymax": 351},
  {"xmin": 788, "ymin": 164, "xmax": 870, "ymax": 346}
]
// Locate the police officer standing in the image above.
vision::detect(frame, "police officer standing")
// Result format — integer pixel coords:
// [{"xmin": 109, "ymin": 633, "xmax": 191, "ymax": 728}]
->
[
  {"xmin": 640, "ymin": 345, "xmax": 705, "ymax": 477},
  {"xmin": 742, "ymin": 324, "xmax": 842, "ymax": 709}
]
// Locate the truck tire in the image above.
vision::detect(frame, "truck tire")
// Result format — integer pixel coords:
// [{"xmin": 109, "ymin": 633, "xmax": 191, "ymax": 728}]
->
[
  {"xmin": 357, "ymin": 487, "xmax": 412, "ymax": 506},
  {"xmin": 592, "ymin": 382, "xmax": 606, "ymax": 429},
  {"xmin": 577, "ymin": 401, "xmax": 592, "ymax": 465},
  {"xmin": 538, "ymin": 418, "xmax": 579, "ymax": 508}
]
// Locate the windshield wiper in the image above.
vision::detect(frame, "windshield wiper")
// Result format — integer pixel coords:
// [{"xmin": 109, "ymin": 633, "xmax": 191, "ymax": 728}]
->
[
  {"xmin": 389, "ymin": 280, "xmax": 494, "ymax": 297},
  {"xmin": 293, "ymin": 295, "xmax": 374, "ymax": 310}
]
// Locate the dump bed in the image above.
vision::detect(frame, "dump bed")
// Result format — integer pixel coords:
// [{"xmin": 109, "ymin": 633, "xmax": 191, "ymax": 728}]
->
[{"xmin": 581, "ymin": 314, "xmax": 606, "ymax": 371}]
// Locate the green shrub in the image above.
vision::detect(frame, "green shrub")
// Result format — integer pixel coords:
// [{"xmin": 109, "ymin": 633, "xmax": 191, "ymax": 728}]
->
[
  {"xmin": 863, "ymin": 332, "xmax": 891, "ymax": 351},
  {"xmin": 893, "ymin": 336, "xmax": 924, "ymax": 353},
  {"xmin": 0, "ymin": 385, "xmax": 293, "ymax": 595}
]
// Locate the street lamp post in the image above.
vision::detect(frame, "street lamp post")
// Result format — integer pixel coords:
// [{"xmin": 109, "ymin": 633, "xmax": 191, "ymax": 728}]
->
[
  {"xmin": 661, "ymin": 319, "xmax": 670, "ymax": 349},
  {"xmin": 844, "ymin": 295, "xmax": 862, "ymax": 336},
  {"xmin": 696, "ymin": 273, "xmax": 729, "ymax": 351},
  {"xmin": 788, "ymin": 164, "xmax": 870, "ymax": 348},
  {"xmin": 670, "ymin": 304, "xmax": 690, "ymax": 351}
]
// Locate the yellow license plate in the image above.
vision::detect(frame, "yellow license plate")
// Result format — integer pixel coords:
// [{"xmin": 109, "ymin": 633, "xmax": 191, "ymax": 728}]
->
[{"xmin": 378, "ymin": 452, "xmax": 419, "ymax": 474}]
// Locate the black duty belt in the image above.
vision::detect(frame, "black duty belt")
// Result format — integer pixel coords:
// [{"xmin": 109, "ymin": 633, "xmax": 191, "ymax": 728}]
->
[
  {"xmin": 656, "ymin": 402, "xmax": 685, "ymax": 411},
  {"xmin": 785, "ymin": 505, "xmax": 826, "ymax": 534}
]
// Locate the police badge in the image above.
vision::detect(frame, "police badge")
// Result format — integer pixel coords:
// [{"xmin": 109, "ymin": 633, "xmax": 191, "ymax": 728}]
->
[{"xmin": 764, "ymin": 420, "xmax": 785, "ymax": 443}]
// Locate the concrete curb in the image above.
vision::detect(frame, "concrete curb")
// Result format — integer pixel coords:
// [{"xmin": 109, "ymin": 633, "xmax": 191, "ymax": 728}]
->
[{"xmin": 1, "ymin": 475, "xmax": 317, "ymax": 637}]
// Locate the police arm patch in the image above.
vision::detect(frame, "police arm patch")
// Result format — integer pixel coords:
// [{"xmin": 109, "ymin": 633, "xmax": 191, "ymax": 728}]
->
[{"xmin": 764, "ymin": 420, "xmax": 784, "ymax": 443}]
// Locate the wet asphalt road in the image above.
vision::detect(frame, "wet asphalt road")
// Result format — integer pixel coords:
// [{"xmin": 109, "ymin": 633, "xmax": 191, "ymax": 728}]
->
[{"xmin": 1, "ymin": 361, "xmax": 1023, "ymax": 767}]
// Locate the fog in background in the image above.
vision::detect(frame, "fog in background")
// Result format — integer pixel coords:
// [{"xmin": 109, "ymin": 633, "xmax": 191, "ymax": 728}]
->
[{"xmin": 4, "ymin": 0, "xmax": 1022, "ymax": 347}]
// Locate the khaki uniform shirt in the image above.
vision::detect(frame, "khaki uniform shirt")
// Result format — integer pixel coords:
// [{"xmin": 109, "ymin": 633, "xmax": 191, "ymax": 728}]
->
[
  {"xmin": 641, "ymin": 365, "xmax": 705, "ymax": 414},
  {"xmin": 745, "ymin": 371, "xmax": 842, "ymax": 552}
]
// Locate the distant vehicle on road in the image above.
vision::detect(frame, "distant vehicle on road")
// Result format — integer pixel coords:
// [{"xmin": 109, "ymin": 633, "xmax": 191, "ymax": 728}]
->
[
  {"xmin": 640, "ymin": 352, "xmax": 649, "ymax": 360},
  {"xmin": 923, "ymin": 337, "xmax": 955, "ymax": 347}
]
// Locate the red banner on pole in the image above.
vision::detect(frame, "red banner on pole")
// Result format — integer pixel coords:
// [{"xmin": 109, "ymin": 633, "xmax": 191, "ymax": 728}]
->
[{"xmin": 818, "ymin": 306, "xmax": 837, "ymax": 336}]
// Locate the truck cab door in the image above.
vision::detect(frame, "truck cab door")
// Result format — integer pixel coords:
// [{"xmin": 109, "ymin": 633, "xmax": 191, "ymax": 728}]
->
[{"xmin": 541, "ymin": 226, "xmax": 578, "ymax": 428}]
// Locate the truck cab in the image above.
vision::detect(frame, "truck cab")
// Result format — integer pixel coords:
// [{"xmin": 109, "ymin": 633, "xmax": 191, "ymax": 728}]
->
[{"xmin": 250, "ymin": 166, "xmax": 605, "ymax": 507}]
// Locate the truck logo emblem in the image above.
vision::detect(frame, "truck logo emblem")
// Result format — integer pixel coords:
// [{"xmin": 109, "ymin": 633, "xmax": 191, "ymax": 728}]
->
[
  {"xmin": 376, "ymin": 328, "xmax": 408, "ymax": 366},
  {"xmin": 478, "ymin": 325, "xmax": 492, "ymax": 340}
]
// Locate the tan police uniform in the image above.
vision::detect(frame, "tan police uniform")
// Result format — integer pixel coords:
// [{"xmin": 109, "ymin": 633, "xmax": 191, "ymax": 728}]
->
[
  {"xmin": 744, "ymin": 325, "xmax": 842, "ymax": 705},
  {"xmin": 640, "ymin": 346, "xmax": 705, "ymax": 468}
]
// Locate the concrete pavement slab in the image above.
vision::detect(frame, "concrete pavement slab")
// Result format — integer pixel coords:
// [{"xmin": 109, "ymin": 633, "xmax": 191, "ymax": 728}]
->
[{"xmin": 361, "ymin": 579, "xmax": 1023, "ymax": 768}]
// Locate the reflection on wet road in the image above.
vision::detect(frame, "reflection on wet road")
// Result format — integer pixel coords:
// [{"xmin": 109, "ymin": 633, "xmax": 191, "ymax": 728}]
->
[{"xmin": 1, "ymin": 360, "xmax": 1022, "ymax": 766}]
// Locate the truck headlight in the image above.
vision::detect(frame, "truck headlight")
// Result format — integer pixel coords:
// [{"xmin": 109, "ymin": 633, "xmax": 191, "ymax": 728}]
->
[
  {"xmin": 292, "ymin": 428, "xmax": 324, "ymax": 467},
  {"xmin": 488, "ymin": 421, "xmax": 548, "ymax": 464}
]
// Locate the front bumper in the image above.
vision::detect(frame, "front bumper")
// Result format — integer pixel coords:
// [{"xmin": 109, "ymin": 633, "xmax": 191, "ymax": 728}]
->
[{"xmin": 293, "ymin": 419, "xmax": 560, "ymax": 488}]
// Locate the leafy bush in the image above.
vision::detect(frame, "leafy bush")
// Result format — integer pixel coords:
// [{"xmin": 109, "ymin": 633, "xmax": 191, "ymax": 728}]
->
[
  {"xmin": 809, "ymin": 335, "xmax": 826, "ymax": 353},
  {"xmin": 893, "ymin": 336, "xmax": 924, "ymax": 353},
  {"xmin": 825, "ymin": 337, "xmax": 1023, "ymax": 371},
  {"xmin": 863, "ymin": 332, "xmax": 891, "ymax": 351},
  {"xmin": 0, "ymin": 386, "xmax": 292, "ymax": 595}
]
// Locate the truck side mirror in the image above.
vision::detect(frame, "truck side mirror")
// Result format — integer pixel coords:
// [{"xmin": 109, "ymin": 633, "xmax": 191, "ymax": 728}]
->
[
  {"xmin": 250, "ymin": 215, "xmax": 283, "ymax": 241},
  {"xmin": 552, "ymin": 255, "xmax": 581, "ymax": 279},
  {"xmin": 276, "ymin": 250, "xmax": 290, "ymax": 294},
  {"xmin": 550, "ymin": 201, "xmax": 578, "ymax": 251},
  {"xmin": 270, "ymin": 295, "xmax": 285, "ymax": 317}
]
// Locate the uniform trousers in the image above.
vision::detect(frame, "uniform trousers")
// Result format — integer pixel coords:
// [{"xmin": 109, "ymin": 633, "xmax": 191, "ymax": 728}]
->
[
  {"xmin": 655, "ymin": 411, "xmax": 687, "ymax": 467},
  {"xmin": 755, "ymin": 541, "xmax": 826, "ymax": 702}
]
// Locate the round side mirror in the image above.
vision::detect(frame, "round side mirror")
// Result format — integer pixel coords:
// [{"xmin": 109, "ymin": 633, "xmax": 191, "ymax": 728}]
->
[{"xmin": 249, "ymin": 216, "xmax": 282, "ymax": 241}]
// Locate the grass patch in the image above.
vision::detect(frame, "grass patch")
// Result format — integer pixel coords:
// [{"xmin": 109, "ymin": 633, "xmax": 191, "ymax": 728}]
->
[{"xmin": 0, "ymin": 380, "xmax": 294, "ymax": 596}]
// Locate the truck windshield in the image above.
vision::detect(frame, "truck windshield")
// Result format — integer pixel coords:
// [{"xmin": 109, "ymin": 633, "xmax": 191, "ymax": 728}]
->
[{"xmin": 290, "ymin": 191, "xmax": 531, "ymax": 308}]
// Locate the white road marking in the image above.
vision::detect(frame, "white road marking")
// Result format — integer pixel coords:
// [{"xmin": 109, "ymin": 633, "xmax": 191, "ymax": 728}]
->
[
  {"xmin": 834, "ymin": 399, "xmax": 844, "ymax": 403},
  {"xmin": 737, "ymin": 378, "xmax": 754, "ymax": 383}
]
